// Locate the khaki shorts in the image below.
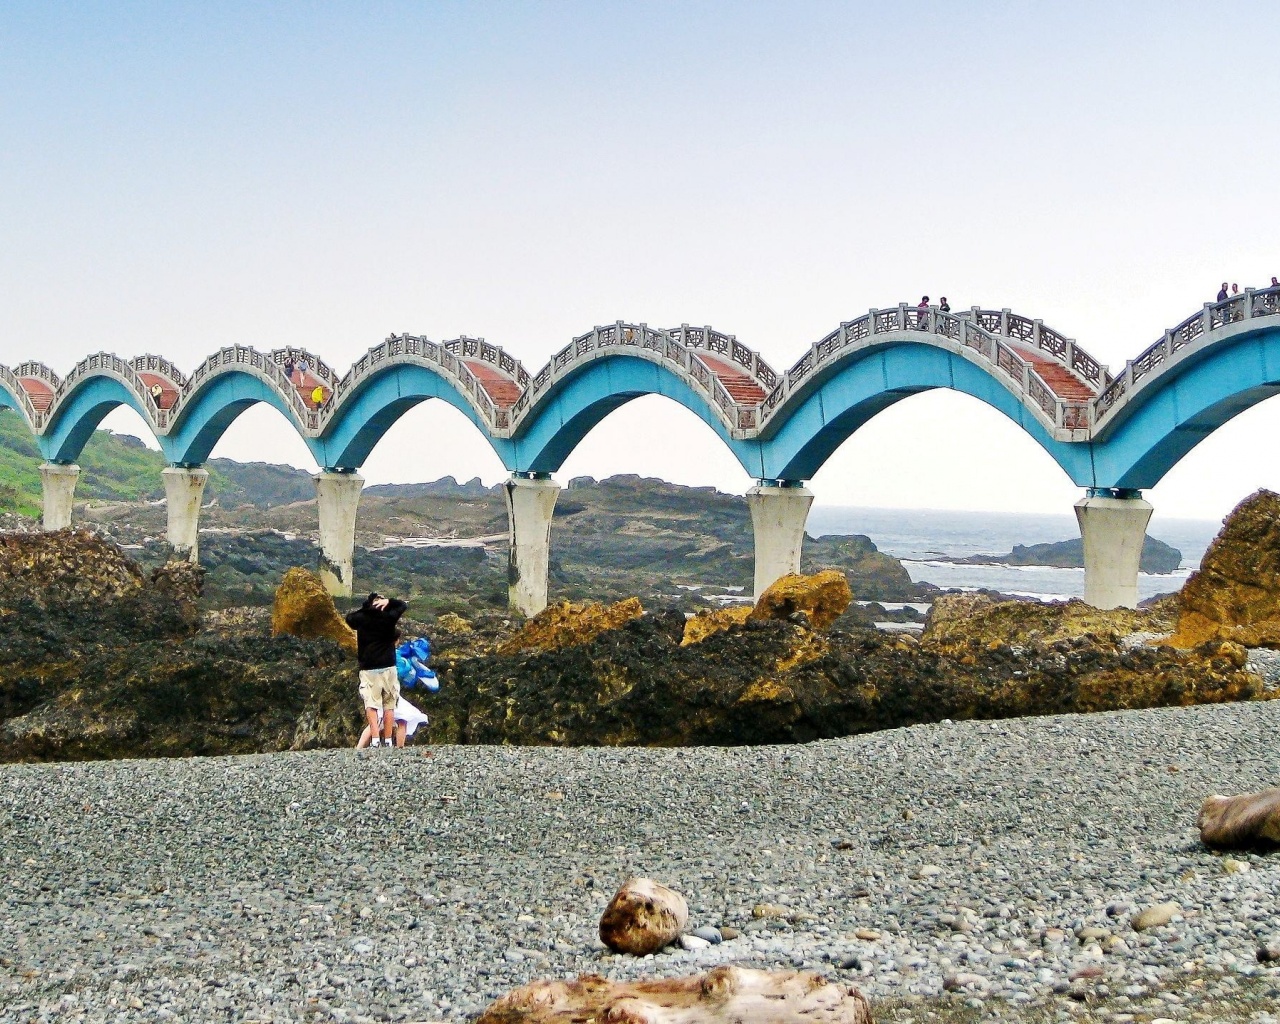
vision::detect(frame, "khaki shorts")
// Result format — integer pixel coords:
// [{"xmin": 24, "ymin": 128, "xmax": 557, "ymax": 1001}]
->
[{"xmin": 358, "ymin": 667, "xmax": 399, "ymax": 711}]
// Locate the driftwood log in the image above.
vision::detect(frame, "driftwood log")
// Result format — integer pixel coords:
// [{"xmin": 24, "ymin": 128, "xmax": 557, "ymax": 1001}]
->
[
  {"xmin": 599, "ymin": 877, "xmax": 688, "ymax": 955},
  {"xmin": 475, "ymin": 967, "xmax": 873, "ymax": 1024},
  {"xmin": 1199, "ymin": 788, "xmax": 1280, "ymax": 848}
]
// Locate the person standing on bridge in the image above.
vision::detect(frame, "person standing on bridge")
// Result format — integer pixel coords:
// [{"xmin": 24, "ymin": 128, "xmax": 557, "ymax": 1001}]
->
[
  {"xmin": 1218, "ymin": 283, "xmax": 1229, "ymax": 302},
  {"xmin": 939, "ymin": 297, "xmax": 951, "ymax": 314},
  {"xmin": 345, "ymin": 592, "xmax": 408, "ymax": 749},
  {"xmin": 917, "ymin": 295, "xmax": 929, "ymax": 329}
]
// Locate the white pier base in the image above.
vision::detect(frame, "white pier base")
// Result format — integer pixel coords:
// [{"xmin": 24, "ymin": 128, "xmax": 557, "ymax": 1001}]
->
[
  {"xmin": 747, "ymin": 482, "xmax": 815, "ymax": 601},
  {"xmin": 162, "ymin": 466, "xmax": 209, "ymax": 563},
  {"xmin": 504, "ymin": 475, "xmax": 561, "ymax": 618},
  {"xmin": 314, "ymin": 470, "xmax": 364, "ymax": 597},
  {"xmin": 39, "ymin": 463, "xmax": 80, "ymax": 531},
  {"xmin": 1075, "ymin": 492, "xmax": 1154, "ymax": 610}
]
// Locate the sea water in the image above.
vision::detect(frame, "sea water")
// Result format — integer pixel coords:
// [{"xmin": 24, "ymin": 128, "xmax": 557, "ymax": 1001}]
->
[{"xmin": 807, "ymin": 506, "xmax": 1223, "ymax": 603}]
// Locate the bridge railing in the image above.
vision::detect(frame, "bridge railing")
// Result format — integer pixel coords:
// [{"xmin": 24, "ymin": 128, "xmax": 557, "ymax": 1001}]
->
[
  {"xmin": 130, "ymin": 354, "xmax": 189, "ymax": 388},
  {"xmin": 442, "ymin": 336, "xmax": 532, "ymax": 389},
  {"xmin": 0, "ymin": 365, "xmax": 44, "ymax": 427},
  {"xmin": 50, "ymin": 352, "xmax": 166, "ymax": 429},
  {"xmin": 757, "ymin": 304, "xmax": 1088, "ymax": 436},
  {"xmin": 12, "ymin": 361, "xmax": 62, "ymax": 389},
  {"xmin": 178, "ymin": 345, "xmax": 314, "ymax": 431},
  {"xmin": 326, "ymin": 333, "xmax": 505, "ymax": 431},
  {"xmin": 1094, "ymin": 286, "xmax": 1280, "ymax": 424},
  {"xmin": 271, "ymin": 347, "xmax": 340, "ymax": 388},
  {"xmin": 667, "ymin": 325, "xmax": 780, "ymax": 391}
]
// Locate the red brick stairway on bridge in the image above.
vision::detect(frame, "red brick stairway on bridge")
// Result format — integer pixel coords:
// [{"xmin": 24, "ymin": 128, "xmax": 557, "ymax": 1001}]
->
[
  {"xmin": 1010, "ymin": 345, "xmax": 1097, "ymax": 401},
  {"xmin": 464, "ymin": 361, "xmax": 522, "ymax": 408},
  {"xmin": 694, "ymin": 353, "xmax": 767, "ymax": 404}
]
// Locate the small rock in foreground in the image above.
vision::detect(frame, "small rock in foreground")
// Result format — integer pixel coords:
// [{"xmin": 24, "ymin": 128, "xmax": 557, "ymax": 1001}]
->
[{"xmin": 599, "ymin": 877, "xmax": 688, "ymax": 956}]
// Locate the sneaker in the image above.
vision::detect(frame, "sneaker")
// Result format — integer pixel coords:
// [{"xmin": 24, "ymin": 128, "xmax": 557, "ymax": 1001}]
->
[{"xmin": 369, "ymin": 738, "xmax": 382, "ymax": 748}]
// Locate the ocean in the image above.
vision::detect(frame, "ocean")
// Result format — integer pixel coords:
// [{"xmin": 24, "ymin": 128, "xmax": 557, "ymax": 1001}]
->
[{"xmin": 807, "ymin": 506, "xmax": 1223, "ymax": 603}]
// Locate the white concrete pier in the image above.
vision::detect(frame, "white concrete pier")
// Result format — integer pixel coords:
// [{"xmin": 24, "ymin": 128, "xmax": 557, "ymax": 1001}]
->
[
  {"xmin": 747, "ymin": 482, "xmax": 815, "ymax": 600},
  {"xmin": 39, "ymin": 463, "xmax": 80, "ymax": 531},
  {"xmin": 1075, "ymin": 492, "xmax": 1154, "ymax": 610},
  {"xmin": 504, "ymin": 474, "xmax": 561, "ymax": 617},
  {"xmin": 314, "ymin": 470, "xmax": 364, "ymax": 597},
  {"xmin": 162, "ymin": 466, "xmax": 209, "ymax": 563}
]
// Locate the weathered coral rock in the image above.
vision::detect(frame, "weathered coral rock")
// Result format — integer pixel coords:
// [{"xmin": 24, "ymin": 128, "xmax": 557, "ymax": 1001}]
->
[
  {"xmin": 683, "ymin": 606, "xmax": 753, "ymax": 646},
  {"xmin": 922, "ymin": 594, "xmax": 1166, "ymax": 655},
  {"xmin": 599, "ymin": 877, "xmax": 688, "ymax": 955},
  {"xmin": 475, "ymin": 967, "xmax": 872, "ymax": 1024},
  {"xmin": 0, "ymin": 529, "xmax": 145, "ymax": 608},
  {"xmin": 436, "ymin": 611, "xmax": 474, "ymax": 633},
  {"xmin": 271, "ymin": 567, "xmax": 357, "ymax": 654},
  {"xmin": 1171, "ymin": 490, "xmax": 1280, "ymax": 648},
  {"xmin": 499, "ymin": 597, "xmax": 644, "ymax": 655},
  {"xmin": 750, "ymin": 570, "xmax": 851, "ymax": 630},
  {"xmin": 425, "ymin": 605, "xmax": 1265, "ymax": 747},
  {"xmin": 1198, "ymin": 788, "xmax": 1280, "ymax": 848}
]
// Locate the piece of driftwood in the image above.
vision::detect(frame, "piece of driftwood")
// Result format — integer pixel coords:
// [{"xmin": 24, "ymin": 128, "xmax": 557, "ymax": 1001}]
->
[
  {"xmin": 599, "ymin": 877, "xmax": 688, "ymax": 955},
  {"xmin": 475, "ymin": 966, "xmax": 873, "ymax": 1024},
  {"xmin": 1198, "ymin": 788, "xmax": 1280, "ymax": 848}
]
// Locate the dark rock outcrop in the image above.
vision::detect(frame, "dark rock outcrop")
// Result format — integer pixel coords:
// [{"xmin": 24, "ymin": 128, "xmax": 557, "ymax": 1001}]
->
[{"xmin": 959, "ymin": 536, "xmax": 1183, "ymax": 574}]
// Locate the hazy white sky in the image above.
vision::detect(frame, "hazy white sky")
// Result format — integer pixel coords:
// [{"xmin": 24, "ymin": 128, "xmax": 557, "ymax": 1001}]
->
[{"xmin": 2, "ymin": 2, "xmax": 1278, "ymax": 522}]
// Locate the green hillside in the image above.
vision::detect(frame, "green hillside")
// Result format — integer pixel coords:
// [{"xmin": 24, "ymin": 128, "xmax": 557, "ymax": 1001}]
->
[{"xmin": 0, "ymin": 409, "xmax": 316, "ymax": 515}]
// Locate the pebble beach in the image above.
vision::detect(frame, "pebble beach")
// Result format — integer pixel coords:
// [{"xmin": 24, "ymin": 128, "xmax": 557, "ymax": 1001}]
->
[{"xmin": 3, "ymin": 700, "xmax": 1280, "ymax": 1023}]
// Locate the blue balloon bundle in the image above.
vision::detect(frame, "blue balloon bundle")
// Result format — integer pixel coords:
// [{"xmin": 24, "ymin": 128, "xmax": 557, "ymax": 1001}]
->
[{"xmin": 395, "ymin": 636, "xmax": 438, "ymax": 691}]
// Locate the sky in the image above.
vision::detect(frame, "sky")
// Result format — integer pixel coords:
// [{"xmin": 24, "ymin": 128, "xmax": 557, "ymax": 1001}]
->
[{"xmin": 2, "ymin": 1, "xmax": 1278, "ymax": 523}]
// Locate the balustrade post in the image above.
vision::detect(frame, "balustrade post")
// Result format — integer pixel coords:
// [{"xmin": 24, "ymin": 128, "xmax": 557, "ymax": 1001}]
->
[
  {"xmin": 897, "ymin": 303, "xmax": 906, "ymax": 330},
  {"xmin": 505, "ymin": 473, "xmax": 561, "ymax": 617},
  {"xmin": 1064, "ymin": 341, "xmax": 1076, "ymax": 371},
  {"xmin": 1033, "ymin": 320, "xmax": 1043, "ymax": 349},
  {"xmin": 747, "ymin": 481, "xmax": 815, "ymax": 600},
  {"xmin": 1244, "ymin": 289, "xmax": 1255, "ymax": 320},
  {"xmin": 867, "ymin": 309, "xmax": 878, "ymax": 336},
  {"xmin": 39, "ymin": 463, "xmax": 80, "ymax": 531},
  {"xmin": 1203, "ymin": 303, "xmax": 1214, "ymax": 335},
  {"xmin": 1075, "ymin": 490, "xmax": 1153, "ymax": 610},
  {"xmin": 314, "ymin": 469, "xmax": 364, "ymax": 597},
  {"xmin": 162, "ymin": 466, "xmax": 209, "ymax": 563},
  {"xmin": 1001, "ymin": 308, "xmax": 1010, "ymax": 337}
]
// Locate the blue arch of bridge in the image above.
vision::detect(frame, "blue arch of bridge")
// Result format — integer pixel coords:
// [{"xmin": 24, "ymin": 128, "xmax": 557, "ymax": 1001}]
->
[
  {"xmin": 311, "ymin": 363, "xmax": 508, "ymax": 469},
  {"xmin": 503, "ymin": 354, "xmax": 756, "ymax": 474},
  {"xmin": 1088, "ymin": 323, "xmax": 1280, "ymax": 489},
  {"xmin": 163, "ymin": 370, "xmax": 302, "ymax": 465},
  {"xmin": 749, "ymin": 341, "xmax": 1096, "ymax": 484},
  {"xmin": 38, "ymin": 376, "xmax": 157, "ymax": 463}
]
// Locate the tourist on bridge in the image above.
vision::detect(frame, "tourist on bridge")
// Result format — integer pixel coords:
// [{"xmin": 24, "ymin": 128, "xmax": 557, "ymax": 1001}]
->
[
  {"xmin": 917, "ymin": 295, "xmax": 929, "ymax": 328},
  {"xmin": 939, "ymin": 297, "xmax": 950, "ymax": 314},
  {"xmin": 345, "ymin": 592, "xmax": 408, "ymax": 749},
  {"xmin": 284, "ymin": 356, "xmax": 296, "ymax": 383},
  {"xmin": 1218, "ymin": 283, "xmax": 1229, "ymax": 302}
]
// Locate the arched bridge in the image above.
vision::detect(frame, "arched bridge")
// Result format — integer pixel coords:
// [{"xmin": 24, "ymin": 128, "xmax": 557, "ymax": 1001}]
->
[{"xmin": 5, "ymin": 286, "xmax": 1278, "ymax": 614}]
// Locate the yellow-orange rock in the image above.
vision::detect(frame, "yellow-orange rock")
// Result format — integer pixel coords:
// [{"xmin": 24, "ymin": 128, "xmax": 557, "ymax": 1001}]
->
[
  {"xmin": 1198, "ymin": 788, "xmax": 1280, "ymax": 849},
  {"xmin": 499, "ymin": 598, "xmax": 644, "ymax": 655},
  {"xmin": 271, "ymin": 567, "xmax": 357, "ymax": 654},
  {"xmin": 682, "ymin": 605, "xmax": 753, "ymax": 646},
  {"xmin": 750, "ymin": 570, "xmax": 851, "ymax": 630},
  {"xmin": 476, "ymin": 967, "xmax": 873, "ymax": 1024},
  {"xmin": 598, "ymin": 876, "xmax": 688, "ymax": 955},
  {"xmin": 1171, "ymin": 490, "xmax": 1280, "ymax": 648}
]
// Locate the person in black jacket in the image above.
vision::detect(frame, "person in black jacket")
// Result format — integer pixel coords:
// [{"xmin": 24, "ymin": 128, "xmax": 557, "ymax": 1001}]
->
[{"xmin": 345, "ymin": 592, "xmax": 408, "ymax": 748}]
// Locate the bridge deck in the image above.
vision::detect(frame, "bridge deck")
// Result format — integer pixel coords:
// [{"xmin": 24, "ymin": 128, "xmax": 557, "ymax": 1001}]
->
[
  {"xmin": 1010, "ymin": 345, "xmax": 1096, "ymax": 401},
  {"xmin": 696, "ymin": 353, "xmax": 767, "ymax": 404},
  {"xmin": 17, "ymin": 378, "xmax": 53, "ymax": 413},
  {"xmin": 136, "ymin": 373, "xmax": 179, "ymax": 410},
  {"xmin": 464, "ymin": 360, "xmax": 522, "ymax": 408}
]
